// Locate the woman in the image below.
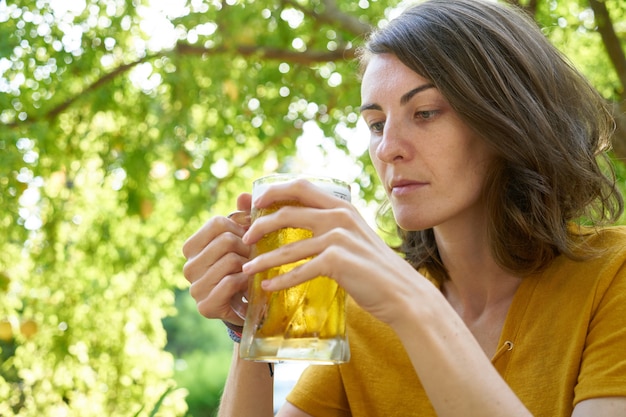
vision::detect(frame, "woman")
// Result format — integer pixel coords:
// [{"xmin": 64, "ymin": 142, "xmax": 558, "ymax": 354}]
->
[{"xmin": 182, "ymin": 0, "xmax": 626, "ymax": 415}]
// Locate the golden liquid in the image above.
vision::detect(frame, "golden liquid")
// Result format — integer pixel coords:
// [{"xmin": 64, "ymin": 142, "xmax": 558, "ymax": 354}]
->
[{"xmin": 249, "ymin": 202, "xmax": 346, "ymax": 339}]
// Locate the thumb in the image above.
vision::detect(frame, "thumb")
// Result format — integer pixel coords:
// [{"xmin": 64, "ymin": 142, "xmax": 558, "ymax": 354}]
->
[{"xmin": 236, "ymin": 193, "xmax": 252, "ymax": 212}]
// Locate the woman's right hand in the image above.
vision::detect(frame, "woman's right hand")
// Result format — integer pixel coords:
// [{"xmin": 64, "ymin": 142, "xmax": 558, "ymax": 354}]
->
[{"xmin": 182, "ymin": 193, "xmax": 252, "ymax": 326}]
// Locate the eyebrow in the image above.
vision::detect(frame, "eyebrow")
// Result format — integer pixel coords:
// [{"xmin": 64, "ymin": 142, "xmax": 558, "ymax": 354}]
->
[{"xmin": 359, "ymin": 83, "xmax": 436, "ymax": 112}]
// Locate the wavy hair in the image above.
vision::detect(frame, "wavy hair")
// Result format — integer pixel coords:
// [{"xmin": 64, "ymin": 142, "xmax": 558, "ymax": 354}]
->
[{"xmin": 359, "ymin": 0, "xmax": 623, "ymax": 282}]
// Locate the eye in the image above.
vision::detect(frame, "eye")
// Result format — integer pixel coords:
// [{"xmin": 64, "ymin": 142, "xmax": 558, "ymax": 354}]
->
[
  {"xmin": 415, "ymin": 110, "xmax": 439, "ymax": 121},
  {"xmin": 368, "ymin": 120, "xmax": 385, "ymax": 134}
]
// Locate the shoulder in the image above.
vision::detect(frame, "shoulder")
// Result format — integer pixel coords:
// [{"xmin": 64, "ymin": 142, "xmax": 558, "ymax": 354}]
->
[
  {"xmin": 571, "ymin": 225, "xmax": 626, "ymax": 268},
  {"xmin": 532, "ymin": 226, "xmax": 626, "ymax": 303},
  {"xmin": 574, "ymin": 225, "xmax": 626, "ymax": 250},
  {"xmin": 532, "ymin": 226, "xmax": 626, "ymax": 320}
]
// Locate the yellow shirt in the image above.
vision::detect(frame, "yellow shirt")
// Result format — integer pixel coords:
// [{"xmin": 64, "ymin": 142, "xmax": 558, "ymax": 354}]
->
[{"xmin": 286, "ymin": 226, "xmax": 626, "ymax": 416}]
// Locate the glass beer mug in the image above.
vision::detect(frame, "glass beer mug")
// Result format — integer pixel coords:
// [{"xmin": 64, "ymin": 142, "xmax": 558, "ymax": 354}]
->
[{"xmin": 239, "ymin": 174, "xmax": 351, "ymax": 364}]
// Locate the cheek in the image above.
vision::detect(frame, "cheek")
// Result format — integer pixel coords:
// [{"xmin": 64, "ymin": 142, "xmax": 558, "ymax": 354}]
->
[
  {"xmin": 368, "ymin": 134, "xmax": 377, "ymax": 153},
  {"xmin": 452, "ymin": 156, "xmax": 492, "ymax": 206},
  {"xmin": 369, "ymin": 140, "xmax": 382, "ymax": 169}
]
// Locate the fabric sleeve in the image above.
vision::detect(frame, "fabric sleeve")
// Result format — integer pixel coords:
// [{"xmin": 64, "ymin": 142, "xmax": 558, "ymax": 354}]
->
[
  {"xmin": 574, "ymin": 259, "xmax": 626, "ymax": 403},
  {"xmin": 285, "ymin": 364, "xmax": 350, "ymax": 417}
]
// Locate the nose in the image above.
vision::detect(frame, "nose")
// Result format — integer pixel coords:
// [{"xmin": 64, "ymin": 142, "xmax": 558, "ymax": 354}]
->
[{"xmin": 372, "ymin": 120, "xmax": 412, "ymax": 163}]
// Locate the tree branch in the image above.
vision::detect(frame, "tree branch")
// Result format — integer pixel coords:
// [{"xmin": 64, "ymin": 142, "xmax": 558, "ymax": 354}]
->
[
  {"xmin": 282, "ymin": 0, "xmax": 372, "ymax": 37},
  {"xmin": 505, "ymin": 0, "xmax": 538, "ymax": 18},
  {"xmin": 610, "ymin": 101, "xmax": 626, "ymax": 161},
  {"xmin": 588, "ymin": 0, "xmax": 626, "ymax": 95},
  {"xmin": 5, "ymin": 42, "xmax": 355, "ymax": 129},
  {"xmin": 48, "ymin": 60, "xmax": 145, "ymax": 120},
  {"xmin": 586, "ymin": 0, "xmax": 626, "ymax": 161},
  {"xmin": 6, "ymin": 0, "xmax": 371, "ymax": 129},
  {"xmin": 319, "ymin": 0, "xmax": 373, "ymax": 36},
  {"xmin": 5, "ymin": 59, "xmax": 147, "ymax": 128},
  {"xmin": 175, "ymin": 42, "xmax": 356, "ymax": 64}
]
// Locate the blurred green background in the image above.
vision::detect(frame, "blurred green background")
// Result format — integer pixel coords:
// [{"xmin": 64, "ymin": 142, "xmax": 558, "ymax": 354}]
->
[{"xmin": 1, "ymin": 0, "xmax": 625, "ymax": 416}]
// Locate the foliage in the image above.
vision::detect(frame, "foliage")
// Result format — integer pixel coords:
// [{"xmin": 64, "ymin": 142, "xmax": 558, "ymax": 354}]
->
[
  {"xmin": 172, "ymin": 349, "xmax": 232, "ymax": 417},
  {"xmin": 0, "ymin": 0, "xmax": 625, "ymax": 416},
  {"xmin": 162, "ymin": 290, "xmax": 233, "ymax": 415}
]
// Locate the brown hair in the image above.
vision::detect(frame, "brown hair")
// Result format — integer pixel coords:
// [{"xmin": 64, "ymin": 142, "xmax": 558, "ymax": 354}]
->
[{"xmin": 359, "ymin": 0, "xmax": 623, "ymax": 282}]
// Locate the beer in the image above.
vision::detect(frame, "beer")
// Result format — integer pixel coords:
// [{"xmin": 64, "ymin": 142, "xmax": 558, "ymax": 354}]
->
[{"xmin": 240, "ymin": 175, "xmax": 351, "ymax": 364}]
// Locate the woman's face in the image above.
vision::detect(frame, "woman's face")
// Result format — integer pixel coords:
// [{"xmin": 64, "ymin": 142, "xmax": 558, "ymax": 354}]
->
[{"xmin": 361, "ymin": 53, "xmax": 494, "ymax": 232}]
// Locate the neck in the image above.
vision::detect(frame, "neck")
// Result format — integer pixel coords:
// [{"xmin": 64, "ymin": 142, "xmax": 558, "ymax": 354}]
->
[{"xmin": 434, "ymin": 224, "xmax": 522, "ymax": 319}]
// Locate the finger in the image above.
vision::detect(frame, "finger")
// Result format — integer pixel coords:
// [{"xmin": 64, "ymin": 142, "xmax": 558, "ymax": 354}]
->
[
  {"xmin": 236, "ymin": 193, "xmax": 252, "ymax": 212},
  {"xmin": 243, "ymin": 205, "xmax": 356, "ymax": 245},
  {"xmin": 183, "ymin": 232, "xmax": 251, "ymax": 284},
  {"xmin": 195, "ymin": 271, "xmax": 249, "ymax": 324},
  {"xmin": 227, "ymin": 193, "xmax": 253, "ymax": 229},
  {"xmin": 253, "ymin": 178, "xmax": 351, "ymax": 210},
  {"xmin": 189, "ymin": 246, "xmax": 248, "ymax": 292},
  {"xmin": 242, "ymin": 225, "xmax": 353, "ymax": 282},
  {"xmin": 256, "ymin": 247, "xmax": 347, "ymax": 292},
  {"xmin": 243, "ymin": 241, "xmax": 306, "ymax": 279},
  {"xmin": 182, "ymin": 216, "xmax": 247, "ymax": 260}
]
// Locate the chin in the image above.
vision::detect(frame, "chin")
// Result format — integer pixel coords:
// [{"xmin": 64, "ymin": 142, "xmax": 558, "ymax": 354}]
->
[
  {"xmin": 390, "ymin": 205, "xmax": 433, "ymax": 232},
  {"xmin": 394, "ymin": 216, "xmax": 430, "ymax": 232}
]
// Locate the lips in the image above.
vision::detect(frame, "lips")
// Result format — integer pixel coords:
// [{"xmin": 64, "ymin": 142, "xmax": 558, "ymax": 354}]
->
[{"xmin": 389, "ymin": 179, "xmax": 426, "ymax": 196}]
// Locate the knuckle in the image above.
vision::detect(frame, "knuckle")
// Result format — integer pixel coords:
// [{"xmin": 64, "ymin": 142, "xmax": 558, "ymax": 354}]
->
[
  {"xmin": 181, "ymin": 239, "xmax": 193, "ymax": 259},
  {"xmin": 220, "ymin": 232, "xmax": 243, "ymax": 250},
  {"xmin": 222, "ymin": 251, "xmax": 247, "ymax": 270},
  {"xmin": 292, "ymin": 178, "xmax": 312, "ymax": 188},
  {"xmin": 196, "ymin": 297, "xmax": 218, "ymax": 319},
  {"xmin": 188, "ymin": 254, "xmax": 246, "ymax": 297},
  {"xmin": 182, "ymin": 260, "xmax": 195, "ymax": 282},
  {"xmin": 222, "ymin": 272, "xmax": 249, "ymax": 291},
  {"xmin": 213, "ymin": 231, "xmax": 250, "ymax": 259},
  {"xmin": 275, "ymin": 204, "xmax": 297, "ymax": 217},
  {"xmin": 188, "ymin": 279, "xmax": 204, "ymax": 301},
  {"xmin": 326, "ymin": 225, "xmax": 350, "ymax": 243},
  {"xmin": 333, "ymin": 206, "xmax": 355, "ymax": 222},
  {"xmin": 323, "ymin": 244, "xmax": 345, "ymax": 264},
  {"xmin": 182, "ymin": 216, "xmax": 228, "ymax": 258}
]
